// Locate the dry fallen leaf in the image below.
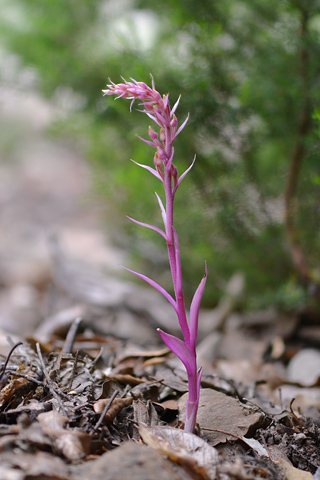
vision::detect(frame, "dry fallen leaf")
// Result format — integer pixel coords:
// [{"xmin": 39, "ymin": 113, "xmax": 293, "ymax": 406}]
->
[
  {"xmin": 139, "ymin": 424, "xmax": 218, "ymax": 480},
  {"xmin": 179, "ymin": 388, "xmax": 264, "ymax": 446},
  {"xmin": 93, "ymin": 396, "xmax": 133, "ymax": 422},
  {"xmin": 37, "ymin": 410, "xmax": 91, "ymax": 461},
  {"xmin": 276, "ymin": 456, "xmax": 313, "ymax": 480}
]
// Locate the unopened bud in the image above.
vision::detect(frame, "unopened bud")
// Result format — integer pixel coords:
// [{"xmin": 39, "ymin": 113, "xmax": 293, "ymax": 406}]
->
[
  {"xmin": 171, "ymin": 114, "xmax": 178, "ymax": 129},
  {"xmin": 160, "ymin": 128, "xmax": 166, "ymax": 143},
  {"xmin": 158, "ymin": 148, "xmax": 167, "ymax": 162},
  {"xmin": 171, "ymin": 163, "xmax": 178, "ymax": 178},
  {"xmin": 154, "ymin": 151, "xmax": 162, "ymax": 166},
  {"xmin": 171, "ymin": 163, "xmax": 178, "ymax": 189},
  {"xmin": 148, "ymin": 126, "xmax": 158, "ymax": 141}
]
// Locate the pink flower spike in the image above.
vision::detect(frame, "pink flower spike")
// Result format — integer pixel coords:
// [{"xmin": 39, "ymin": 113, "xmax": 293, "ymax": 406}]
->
[
  {"xmin": 157, "ymin": 329, "xmax": 193, "ymax": 374},
  {"xmin": 174, "ymin": 113, "xmax": 190, "ymax": 139},
  {"xmin": 130, "ymin": 160, "xmax": 163, "ymax": 181},
  {"xmin": 189, "ymin": 263, "xmax": 208, "ymax": 349},
  {"xmin": 122, "ymin": 267, "xmax": 178, "ymax": 312},
  {"xmin": 127, "ymin": 216, "xmax": 167, "ymax": 240}
]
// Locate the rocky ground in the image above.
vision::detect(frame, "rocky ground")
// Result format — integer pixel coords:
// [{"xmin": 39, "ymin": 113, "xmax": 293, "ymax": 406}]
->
[{"xmin": 0, "ymin": 86, "xmax": 319, "ymax": 479}]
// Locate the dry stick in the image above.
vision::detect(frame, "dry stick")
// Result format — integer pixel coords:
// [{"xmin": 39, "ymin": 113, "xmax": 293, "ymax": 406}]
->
[
  {"xmin": 0, "ymin": 342, "xmax": 23, "ymax": 387},
  {"xmin": 62, "ymin": 317, "xmax": 82, "ymax": 354},
  {"xmin": 201, "ymin": 427, "xmax": 247, "ymax": 442},
  {"xmin": 36, "ymin": 342, "xmax": 69, "ymax": 415},
  {"xmin": 92, "ymin": 389, "xmax": 119, "ymax": 433},
  {"xmin": 91, "ymin": 347, "xmax": 104, "ymax": 368},
  {"xmin": 67, "ymin": 350, "xmax": 79, "ymax": 391}
]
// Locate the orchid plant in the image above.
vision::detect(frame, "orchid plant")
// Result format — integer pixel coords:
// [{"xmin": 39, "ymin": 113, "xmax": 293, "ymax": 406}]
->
[{"xmin": 103, "ymin": 77, "xmax": 207, "ymax": 433}]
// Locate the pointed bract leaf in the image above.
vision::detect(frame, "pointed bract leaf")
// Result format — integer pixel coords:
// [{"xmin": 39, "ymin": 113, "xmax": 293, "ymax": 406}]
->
[
  {"xmin": 136, "ymin": 135, "xmax": 157, "ymax": 148},
  {"xmin": 155, "ymin": 192, "xmax": 167, "ymax": 227},
  {"xmin": 127, "ymin": 216, "xmax": 167, "ymax": 239},
  {"xmin": 171, "ymin": 95, "xmax": 181, "ymax": 117},
  {"xmin": 131, "ymin": 160, "xmax": 163, "ymax": 181},
  {"xmin": 121, "ymin": 267, "xmax": 177, "ymax": 312},
  {"xmin": 174, "ymin": 113, "xmax": 189, "ymax": 139},
  {"xmin": 143, "ymin": 111, "xmax": 161, "ymax": 126},
  {"xmin": 189, "ymin": 263, "xmax": 208, "ymax": 348},
  {"xmin": 157, "ymin": 329, "xmax": 193, "ymax": 374},
  {"xmin": 176, "ymin": 156, "xmax": 196, "ymax": 192}
]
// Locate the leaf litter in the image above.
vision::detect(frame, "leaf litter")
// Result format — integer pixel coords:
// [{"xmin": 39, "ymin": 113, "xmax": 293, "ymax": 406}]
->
[{"xmin": 0, "ymin": 300, "xmax": 318, "ymax": 480}]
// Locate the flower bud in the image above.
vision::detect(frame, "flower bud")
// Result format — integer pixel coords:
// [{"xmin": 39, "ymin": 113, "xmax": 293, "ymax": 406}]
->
[
  {"xmin": 160, "ymin": 128, "xmax": 166, "ymax": 143},
  {"xmin": 171, "ymin": 163, "xmax": 178, "ymax": 189},
  {"xmin": 171, "ymin": 114, "xmax": 178, "ymax": 129},
  {"xmin": 154, "ymin": 150, "xmax": 162, "ymax": 166},
  {"xmin": 148, "ymin": 126, "xmax": 158, "ymax": 141}
]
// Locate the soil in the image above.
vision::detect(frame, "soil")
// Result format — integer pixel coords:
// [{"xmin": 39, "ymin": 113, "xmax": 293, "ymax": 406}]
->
[{"xmin": 0, "ymin": 88, "xmax": 319, "ymax": 480}]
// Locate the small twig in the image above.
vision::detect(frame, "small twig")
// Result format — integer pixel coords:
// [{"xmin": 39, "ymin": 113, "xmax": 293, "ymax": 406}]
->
[
  {"xmin": 91, "ymin": 347, "xmax": 104, "ymax": 368},
  {"xmin": 92, "ymin": 389, "xmax": 119, "ymax": 433},
  {"xmin": 62, "ymin": 317, "xmax": 82, "ymax": 354},
  {"xmin": 0, "ymin": 342, "xmax": 24, "ymax": 389},
  {"xmin": 201, "ymin": 427, "xmax": 245, "ymax": 442},
  {"xmin": 67, "ymin": 350, "xmax": 79, "ymax": 391},
  {"xmin": 0, "ymin": 342, "xmax": 23, "ymax": 378},
  {"xmin": 36, "ymin": 342, "xmax": 69, "ymax": 415}
]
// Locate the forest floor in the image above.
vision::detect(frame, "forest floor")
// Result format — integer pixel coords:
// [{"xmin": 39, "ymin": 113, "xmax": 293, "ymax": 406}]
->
[{"xmin": 0, "ymin": 87, "xmax": 319, "ymax": 480}]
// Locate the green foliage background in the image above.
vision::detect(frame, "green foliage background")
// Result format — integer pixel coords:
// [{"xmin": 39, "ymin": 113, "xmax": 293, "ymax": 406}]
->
[{"xmin": 1, "ymin": 0, "xmax": 320, "ymax": 309}]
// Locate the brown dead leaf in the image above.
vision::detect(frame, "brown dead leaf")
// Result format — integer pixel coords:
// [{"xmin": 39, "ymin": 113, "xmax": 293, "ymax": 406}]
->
[
  {"xmin": 110, "ymin": 373, "xmax": 146, "ymax": 386},
  {"xmin": 93, "ymin": 396, "xmax": 133, "ymax": 422},
  {"xmin": 114, "ymin": 347, "xmax": 170, "ymax": 365},
  {"xmin": 76, "ymin": 441, "xmax": 194, "ymax": 480},
  {"xmin": 133, "ymin": 399, "xmax": 159, "ymax": 427},
  {"xmin": 142, "ymin": 357, "xmax": 168, "ymax": 368},
  {"xmin": 37, "ymin": 410, "xmax": 91, "ymax": 461},
  {"xmin": 0, "ymin": 371, "xmax": 29, "ymax": 407},
  {"xmin": 38, "ymin": 410, "xmax": 68, "ymax": 430},
  {"xmin": 0, "ymin": 450, "xmax": 69, "ymax": 479},
  {"xmin": 179, "ymin": 388, "xmax": 264, "ymax": 446},
  {"xmin": 139, "ymin": 424, "xmax": 218, "ymax": 480},
  {"xmin": 276, "ymin": 456, "xmax": 313, "ymax": 480}
]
